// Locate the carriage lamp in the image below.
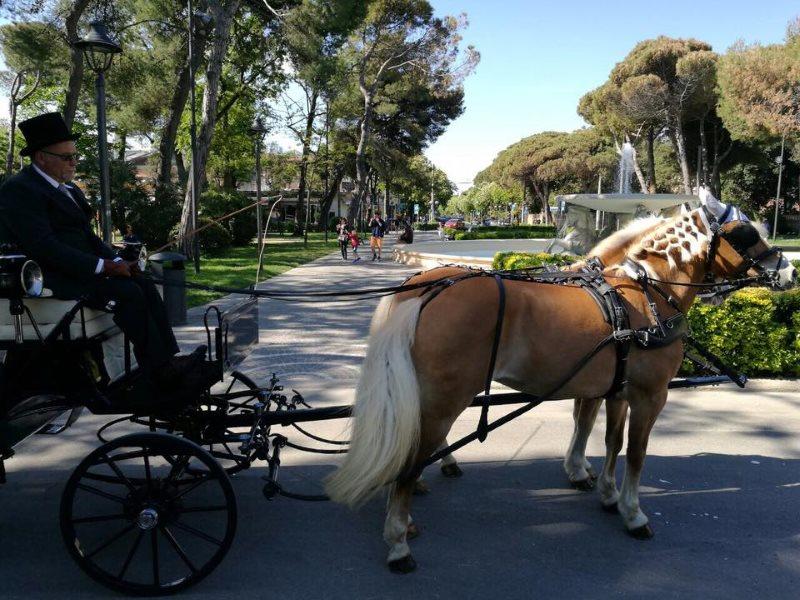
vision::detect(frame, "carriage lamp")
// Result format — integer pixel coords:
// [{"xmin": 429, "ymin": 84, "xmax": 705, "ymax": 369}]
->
[
  {"xmin": 0, "ymin": 246, "xmax": 44, "ymax": 344},
  {"xmin": 0, "ymin": 247, "xmax": 43, "ymax": 299}
]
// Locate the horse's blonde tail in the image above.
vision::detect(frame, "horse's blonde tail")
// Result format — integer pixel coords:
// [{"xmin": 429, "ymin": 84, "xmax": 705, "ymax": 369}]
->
[{"xmin": 325, "ymin": 296, "xmax": 423, "ymax": 508}]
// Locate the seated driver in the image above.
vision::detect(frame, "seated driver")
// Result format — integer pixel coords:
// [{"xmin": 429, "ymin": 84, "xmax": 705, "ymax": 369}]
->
[{"xmin": 0, "ymin": 112, "xmax": 202, "ymax": 390}]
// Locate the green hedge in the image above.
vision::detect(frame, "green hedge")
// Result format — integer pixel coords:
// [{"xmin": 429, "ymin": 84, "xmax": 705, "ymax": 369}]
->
[
  {"xmin": 685, "ymin": 288, "xmax": 800, "ymax": 376},
  {"xmin": 415, "ymin": 223, "xmax": 439, "ymax": 231},
  {"xmin": 492, "ymin": 251, "xmax": 579, "ymax": 270},
  {"xmin": 456, "ymin": 225, "xmax": 556, "ymax": 240},
  {"xmin": 493, "ymin": 250, "xmax": 800, "ymax": 377}
]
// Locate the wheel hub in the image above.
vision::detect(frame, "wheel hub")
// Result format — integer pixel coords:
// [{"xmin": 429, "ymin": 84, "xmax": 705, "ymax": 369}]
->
[{"xmin": 136, "ymin": 507, "xmax": 159, "ymax": 530}]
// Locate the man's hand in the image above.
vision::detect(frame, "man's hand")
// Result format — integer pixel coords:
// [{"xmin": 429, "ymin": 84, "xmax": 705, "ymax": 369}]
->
[
  {"xmin": 126, "ymin": 260, "xmax": 143, "ymax": 275},
  {"xmin": 103, "ymin": 259, "xmax": 131, "ymax": 278}
]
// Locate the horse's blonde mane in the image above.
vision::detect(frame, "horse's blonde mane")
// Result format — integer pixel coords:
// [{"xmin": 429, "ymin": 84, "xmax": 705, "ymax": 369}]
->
[
  {"xmin": 589, "ymin": 216, "xmax": 664, "ymax": 258},
  {"xmin": 627, "ymin": 210, "xmax": 711, "ymax": 271}
]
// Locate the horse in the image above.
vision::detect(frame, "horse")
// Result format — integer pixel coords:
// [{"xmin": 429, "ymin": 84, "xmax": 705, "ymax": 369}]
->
[
  {"xmin": 563, "ymin": 191, "xmax": 797, "ymax": 491},
  {"xmin": 396, "ymin": 215, "xmax": 667, "ymax": 486},
  {"xmin": 326, "ymin": 206, "xmax": 796, "ymax": 573}
]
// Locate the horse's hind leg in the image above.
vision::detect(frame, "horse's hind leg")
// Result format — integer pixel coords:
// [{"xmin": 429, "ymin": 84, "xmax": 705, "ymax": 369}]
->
[
  {"xmin": 618, "ymin": 388, "xmax": 668, "ymax": 539},
  {"xmin": 598, "ymin": 397, "xmax": 628, "ymax": 511},
  {"xmin": 384, "ymin": 478, "xmax": 418, "ymax": 572},
  {"xmin": 564, "ymin": 397, "xmax": 602, "ymax": 490},
  {"xmin": 440, "ymin": 442, "xmax": 462, "ymax": 478}
]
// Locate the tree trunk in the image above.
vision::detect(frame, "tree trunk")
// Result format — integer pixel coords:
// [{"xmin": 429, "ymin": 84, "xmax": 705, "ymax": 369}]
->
[
  {"xmin": 631, "ymin": 144, "xmax": 648, "ymax": 193},
  {"xmin": 179, "ymin": 0, "xmax": 241, "ymax": 256},
  {"xmin": 5, "ymin": 78, "xmax": 18, "ymax": 176},
  {"xmin": 669, "ymin": 118, "xmax": 692, "ymax": 194},
  {"xmin": 709, "ymin": 123, "xmax": 733, "ymax": 199},
  {"xmin": 698, "ymin": 112, "xmax": 708, "ymax": 188},
  {"xmin": 318, "ymin": 166, "xmax": 345, "ymax": 224},
  {"xmin": 175, "ymin": 151, "xmax": 187, "ymax": 186},
  {"xmin": 158, "ymin": 49, "xmax": 202, "ymax": 190},
  {"xmin": 62, "ymin": 0, "xmax": 92, "ymax": 128},
  {"xmin": 295, "ymin": 89, "xmax": 319, "ymax": 233},
  {"xmin": 349, "ymin": 88, "xmax": 374, "ymax": 223},
  {"xmin": 645, "ymin": 127, "xmax": 656, "ymax": 193},
  {"xmin": 117, "ymin": 130, "xmax": 127, "ymax": 161}
]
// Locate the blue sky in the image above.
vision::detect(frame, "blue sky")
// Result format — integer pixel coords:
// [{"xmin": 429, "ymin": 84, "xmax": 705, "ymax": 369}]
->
[{"xmin": 426, "ymin": 0, "xmax": 799, "ymax": 189}]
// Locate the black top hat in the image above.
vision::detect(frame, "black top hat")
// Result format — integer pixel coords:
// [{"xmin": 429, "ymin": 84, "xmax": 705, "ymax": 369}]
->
[{"xmin": 19, "ymin": 112, "xmax": 80, "ymax": 157}]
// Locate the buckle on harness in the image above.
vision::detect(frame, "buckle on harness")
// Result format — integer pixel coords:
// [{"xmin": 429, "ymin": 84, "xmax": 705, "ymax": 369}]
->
[
  {"xmin": 636, "ymin": 330, "xmax": 650, "ymax": 347},
  {"xmin": 613, "ymin": 329, "xmax": 634, "ymax": 342}
]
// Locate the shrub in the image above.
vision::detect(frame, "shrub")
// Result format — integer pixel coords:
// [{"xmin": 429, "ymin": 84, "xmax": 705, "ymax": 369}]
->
[
  {"xmin": 415, "ymin": 222, "xmax": 439, "ymax": 231},
  {"xmin": 454, "ymin": 225, "xmax": 556, "ymax": 240},
  {"xmin": 492, "ymin": 251, "xmax": 579, "ymax": 270},
  {"xmin": 685, "ymin": 288, "xmax": 800, "ymax": 376},
  {"xmin": 198, "ymin": 217, "xmax": 233, "ymax": 254},
  {"xmin": 201, "ymin": 190, "xmax": 257, "ymax": 246}
]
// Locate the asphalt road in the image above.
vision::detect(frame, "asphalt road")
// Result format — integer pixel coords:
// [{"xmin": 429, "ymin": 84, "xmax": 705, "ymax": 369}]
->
[{"xmin": 2, "ymin": 233, "xmax": 799, "ymax": 599}]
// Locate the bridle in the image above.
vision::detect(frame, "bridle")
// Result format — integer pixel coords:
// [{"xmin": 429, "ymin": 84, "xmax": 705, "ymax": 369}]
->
[{"xmin": 700, "ymin": 205, "xmax": 785, "ymax": 288}]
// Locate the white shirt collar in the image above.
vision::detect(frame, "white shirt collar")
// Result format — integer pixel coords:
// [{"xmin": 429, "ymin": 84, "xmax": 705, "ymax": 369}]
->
[{"xmin": 32, "ymin": 163, "xmax": 69, "ymax": 190}]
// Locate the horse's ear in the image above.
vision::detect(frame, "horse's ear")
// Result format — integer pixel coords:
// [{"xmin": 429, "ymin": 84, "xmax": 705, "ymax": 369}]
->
[{"xmin": 680, "ymin": 203, "xmax": 690, "ymax": 216}]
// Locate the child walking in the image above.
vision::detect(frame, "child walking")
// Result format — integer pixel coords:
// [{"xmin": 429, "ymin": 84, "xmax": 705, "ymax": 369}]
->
[{"xmin": 348, "ymin": 228, "xmax": 361, "ymax": 262}]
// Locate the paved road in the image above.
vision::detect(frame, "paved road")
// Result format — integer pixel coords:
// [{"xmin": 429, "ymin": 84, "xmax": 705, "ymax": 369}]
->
[{"xmin": 2, "ymin": 233, "xmax": 799, "ymax": 599}]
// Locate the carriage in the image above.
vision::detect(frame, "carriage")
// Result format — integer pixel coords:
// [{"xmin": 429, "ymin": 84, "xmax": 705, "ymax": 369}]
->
[{"xmin": 1, "ymin": 192, "xmax": 792, "ymax": 592}]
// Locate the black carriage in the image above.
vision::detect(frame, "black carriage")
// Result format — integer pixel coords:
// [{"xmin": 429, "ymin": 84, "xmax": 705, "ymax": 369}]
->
[{"xmin": 0, "ymin": 248, "xmax": 307, "ymax": 595}]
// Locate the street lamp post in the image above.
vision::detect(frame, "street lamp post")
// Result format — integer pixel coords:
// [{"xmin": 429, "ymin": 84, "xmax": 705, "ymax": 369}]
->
[
  {"xmin": 74, "ymin": 21, "xmax": 122, "ymax": 244},
  {"xmin": 249, "ymin": 118, "xmax": 267, "ymax": 251}
]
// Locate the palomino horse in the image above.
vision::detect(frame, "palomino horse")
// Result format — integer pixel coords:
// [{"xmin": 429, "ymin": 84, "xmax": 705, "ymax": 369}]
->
[
  {"xmin": 326, "ymin": 208, "xmax": 795, "ymax": 572},
  {"xmin": 563, "ymin": 193, "xmax": 797, "ymax": 491}
]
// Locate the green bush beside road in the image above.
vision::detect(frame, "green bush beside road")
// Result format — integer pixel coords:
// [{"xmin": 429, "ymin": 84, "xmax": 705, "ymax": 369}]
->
[
  {"xmin": 493, "ymin": 250, "xmax": 800, "ymax": 377},
  {"xmin": 456, "ymin": 225, "xmax": 557, "ymax": 240}
]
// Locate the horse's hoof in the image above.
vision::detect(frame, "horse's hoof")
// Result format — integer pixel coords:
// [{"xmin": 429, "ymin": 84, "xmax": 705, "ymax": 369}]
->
[
  {"xmin": 441, "ymin": 464, "xmax": 463, "ymax": 478},
  {"xmin": 628, "ymin": 523, "xmax": 655, "ymax": 540},
  {"xmin": 601, "ymin": 502, "xmax": 619, "ymax": 514},
  {"xmin": 413, "ymin": 480, "xmax": 431, "ymax": 496},
  {"xmin": 407, "ymin": 522, "xmax": 420, "ymax": 539},
  {"xmin": 570, "ymin": 477, "xmax": 595, "ymax": 491},
  {"xmin": 388, "ymin": 555, "xmax": 417, "ymax": 574}
]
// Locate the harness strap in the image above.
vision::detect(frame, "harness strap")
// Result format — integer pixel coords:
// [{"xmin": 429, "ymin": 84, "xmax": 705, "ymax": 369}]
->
[{"xmin": 478, "ymin": 275, "xmax": 506, "ymax": 442}]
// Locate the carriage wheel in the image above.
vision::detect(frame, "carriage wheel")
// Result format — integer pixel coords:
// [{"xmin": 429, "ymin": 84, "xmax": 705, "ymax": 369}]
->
[{"xmin": 60, "ymin": 432, "xmax": 237, "ymax": 596}]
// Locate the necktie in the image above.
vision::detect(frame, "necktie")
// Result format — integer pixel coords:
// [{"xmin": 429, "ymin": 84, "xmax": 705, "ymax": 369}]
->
[{"xmin": 58, "ymin": 183, "xmax": 82, "ymax": 212}]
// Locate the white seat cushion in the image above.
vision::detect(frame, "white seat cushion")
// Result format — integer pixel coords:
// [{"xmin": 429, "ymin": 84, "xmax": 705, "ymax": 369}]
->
[{"xmin": 0, "ymin": 297, "xmax": 117, "ymax": 341}]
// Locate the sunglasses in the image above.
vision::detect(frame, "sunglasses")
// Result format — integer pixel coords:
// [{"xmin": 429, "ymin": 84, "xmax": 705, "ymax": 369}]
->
[{"xmin": 41, "ymin": 150, "xmax": 80, "ymax": 162}]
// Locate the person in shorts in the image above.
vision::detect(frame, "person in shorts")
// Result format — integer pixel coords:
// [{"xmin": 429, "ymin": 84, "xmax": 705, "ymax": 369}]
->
[{"xmin": 368, "ymin": 211, "xmax": 387, "ymax": 261}]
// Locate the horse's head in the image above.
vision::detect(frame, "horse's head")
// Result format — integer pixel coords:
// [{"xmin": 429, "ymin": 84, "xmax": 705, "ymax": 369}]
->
[{"xmin": 705, "ymin": 216, "xmax": 797, "ymax": 290}]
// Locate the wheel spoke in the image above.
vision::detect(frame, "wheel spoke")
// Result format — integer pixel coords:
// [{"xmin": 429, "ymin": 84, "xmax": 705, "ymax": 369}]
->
[
  {"xmin": 72, "ymin": 513, "xmax": 128, "ymax": 524},
  {"xmin": 117, "ymin": 529, "xmax": 145, "ymax": 580},
  {"xmin": 76, "ymin": 483, "xmax": 127, "ymax": 504},
  {"xmin": 86, "ymin": 524, "xmax": 136, "ymax": 559},
  {"xmin": 151, "ymin": 529, "xmax": 160, "ymax": 586},
  {"xmin": 143, "ymin": 452, "xmax": 152, "ymax": 491},
  {"xmin": 161, "ymin": 527, "xmax": 198, "ymax": 574},
  {"xmin": 179, "ymin": 505, "xmax": 229, "ymax": 514},
  {"xmin": 171, "ymin": 520, "xmax": 223, "ymax": 547},
  {"xmin": 165, "ymin": 454, "xmax": 190, "ymax": 484},
  {"xmin": 171, "ymin": 474, "xmax": 216, "ymax": 501},
  {"xmin": 101, "ymin": 453, "xmax": 137, "ymax": 493}
]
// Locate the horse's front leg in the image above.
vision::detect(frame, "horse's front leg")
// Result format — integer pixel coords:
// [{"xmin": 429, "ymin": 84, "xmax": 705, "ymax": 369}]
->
[
  {"xmin": 384, "ymin": 478, "xmax": 418, "ymax": 572},
  {"xmin": 618, "ymin": 388, "xmax": 668, "ymax": 539},
  {"xmin": 564, "ymin": 397, "xmax": 602, "ymax": 490},
  {"xmin": 598, "ymin": 397, "xmax": 628, "ymax": 511}
]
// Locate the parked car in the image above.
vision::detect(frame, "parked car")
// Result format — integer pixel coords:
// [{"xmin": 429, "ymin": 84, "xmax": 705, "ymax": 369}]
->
[{"xmin": 444, "ymin": 218, "xmax": 465, "ymax": 230}]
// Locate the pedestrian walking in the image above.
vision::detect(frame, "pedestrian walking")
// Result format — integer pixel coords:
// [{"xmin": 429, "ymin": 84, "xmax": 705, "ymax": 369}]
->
[
  {"xmin": 368, "ymin": 211, "xmax": 387, "ymax": 261},
  {"xmin": 336, "ymin": 217, "xmax": 349, "ymax": 260},
  {"xmin": 348, "ymin": 227, "xmax": 361, "ymax": 262}
]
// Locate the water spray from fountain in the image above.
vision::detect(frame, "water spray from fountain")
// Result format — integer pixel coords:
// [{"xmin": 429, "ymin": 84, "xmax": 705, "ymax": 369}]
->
[{"xmin": 616, "ymin": 142, "xmax": 636, "ymax": 194}]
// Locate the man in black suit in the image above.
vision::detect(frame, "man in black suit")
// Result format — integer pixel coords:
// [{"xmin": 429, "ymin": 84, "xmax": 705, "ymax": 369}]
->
[{"xmin": 0, "ymin": 112, "xmax": 200, "ymax": 388}]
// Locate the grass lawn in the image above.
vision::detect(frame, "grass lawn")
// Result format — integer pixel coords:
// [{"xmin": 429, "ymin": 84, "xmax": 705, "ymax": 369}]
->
[
  {"xmin": 774, "ymin": 236, "xmax": 800, "ymax": 250},
  {"xmin": 186, "ymin": 233, "xmax": 338, "ymax": 307}
]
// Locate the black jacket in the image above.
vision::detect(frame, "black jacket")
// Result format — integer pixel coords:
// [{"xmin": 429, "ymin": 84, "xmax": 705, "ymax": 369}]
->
[{"xmin": 0, "ymin": 165, "xmax": 115, "ymax": 298}]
